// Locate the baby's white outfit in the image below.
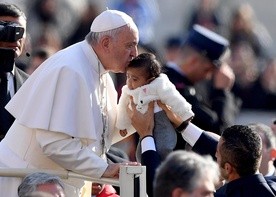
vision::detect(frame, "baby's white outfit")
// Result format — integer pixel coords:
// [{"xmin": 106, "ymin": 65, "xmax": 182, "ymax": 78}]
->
[{"xmin": 117, "ymin": 73, "xmax": 194, "ymax": 160}]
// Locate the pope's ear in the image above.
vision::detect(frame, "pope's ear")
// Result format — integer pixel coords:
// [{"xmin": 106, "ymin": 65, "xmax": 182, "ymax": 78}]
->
[
  {"xmin": 270, "ymin": 148, "xmax": 276, "ymax": 159},
  {"xmin": 100, "ymin": 35, "xmax": 111, "ymax": 51}
]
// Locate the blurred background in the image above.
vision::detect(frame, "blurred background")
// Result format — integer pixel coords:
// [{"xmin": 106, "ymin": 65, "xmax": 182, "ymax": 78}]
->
[{"xmin": 5, "ymin": 0, "xmax": 276, "ymax": 126}]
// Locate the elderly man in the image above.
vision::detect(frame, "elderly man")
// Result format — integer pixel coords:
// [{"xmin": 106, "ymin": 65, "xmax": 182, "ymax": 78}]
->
[
  {"xmin": 0, "ymin": 9, "xmax": 139, "ymax": 196},
  {"xmin": 18, "ymin": 172, "xmax": 65, "ymax": 197},
  {"xmin": 153, "ymin": 150, "xmax": 220, "ymax": 197}
]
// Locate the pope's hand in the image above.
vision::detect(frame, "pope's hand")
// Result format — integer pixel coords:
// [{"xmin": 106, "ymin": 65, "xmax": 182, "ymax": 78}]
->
[
  {"xmin": 102, "ymin": 162, "xmax": 141, "ymax": 178},
  {"xmin": 102, "ymin": 163, "xmax": 120, "ymax": 178}
]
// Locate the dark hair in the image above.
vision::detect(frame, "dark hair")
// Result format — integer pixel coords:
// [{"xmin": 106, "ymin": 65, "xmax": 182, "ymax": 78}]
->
[
  {"xmin": 0, "ymin": 3, "xmax": 26, "ymax": 19},
  {"xmin": 127, "ymin": 53, "xmax": 162, "ymax": 80},
  {"xmin": 220, "ymin": 125, "xmax": 262, "ymax": 176}
]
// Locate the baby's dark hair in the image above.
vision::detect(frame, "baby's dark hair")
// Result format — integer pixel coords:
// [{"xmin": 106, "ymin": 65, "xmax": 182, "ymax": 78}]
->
[{"xmin": 127, "ymin": 53, "xmax": 162, "ymax": 79}]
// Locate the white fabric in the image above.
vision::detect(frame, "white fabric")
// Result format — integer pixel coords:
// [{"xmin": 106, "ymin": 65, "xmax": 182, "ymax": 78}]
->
[
  {"xmin": 6, "ymin": 40, "xmax": 118, "ymax": 144},
  {"xmin": 181, "ymin": 123, "xmax": 203, "ymax": 146},
  {"xmin": 116, "ymin": 73, "xmax": 194, "ymax": 130},
  {"xmin": 0, "ymin": 121, "xmax": 100, "ymax": 197},
  {"xmin": 90, "ymin": 9, "xmax": 136, "ymax": 32},
  {"xmin": 0, "ymin": 40, "xmax": 128, "ymax": 196},
  {"xmin": 139, "ymin": 123, "xmax": 203, "ymax": 153},
  {"xmin": 141, "ymin": 136, "xmax": 156, "ymax": 153},
  {"xmin": 7, "ymin": 72, "xmax": 15, "ymax": 97}
]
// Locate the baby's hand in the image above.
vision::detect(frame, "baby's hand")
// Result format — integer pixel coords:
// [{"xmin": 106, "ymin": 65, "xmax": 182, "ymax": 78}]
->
[{"xmin": 120, "ymin": 129, "xmax": 128, "ymax": 137}]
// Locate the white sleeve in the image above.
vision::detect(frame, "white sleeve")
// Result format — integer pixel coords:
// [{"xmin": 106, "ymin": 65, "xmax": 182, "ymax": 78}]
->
[
  {"xmin": 157, "ymin": 74, "xmax": 194, "ymax": 120},
  {"xmin": 36, "ymin": 129, "xmax": 108, "ymax": 178},
  {"xmin": 141, "ymin": 136, "xmax": 156, "ymax": 153},
  {"xmin": 116, "ymin": 86, "xmax": 132, "ymax": 130},
  {"xmin": 180, "ymin": 123, "xmax": 203, "ymax": 147}
]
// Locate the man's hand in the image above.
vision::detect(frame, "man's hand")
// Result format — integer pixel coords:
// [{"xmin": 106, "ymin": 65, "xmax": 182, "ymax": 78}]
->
[
  {"xmin": 213, "ymin": 63, "xmax": 235, "ymax": 90},
  {"xmin": 157, "ymin": 100, "xmax": 193, "ymax": 129},
  {"xmin": 157, "ymin": 101, "xmax": 183, "ymax": 128},
  {"xmin": 126, "ymin": 97, "xmax": 154, "ymax": 138}
]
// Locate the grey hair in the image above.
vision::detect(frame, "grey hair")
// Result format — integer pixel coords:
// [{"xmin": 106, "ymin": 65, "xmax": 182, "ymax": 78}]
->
[
  {"xmin": 18, "ymin": 172, "xmax": 64, "ymax": 197},
  {"xmin": 85, "ymin": 24, "xmax": 132, "ymax": 46},
  {"xmin": 153, "ymin": 150, "xmax": 220, "ymax": 197},
  {"xmin": 248, "ymin": 123, "xmax": 276, "ymax": 149}
]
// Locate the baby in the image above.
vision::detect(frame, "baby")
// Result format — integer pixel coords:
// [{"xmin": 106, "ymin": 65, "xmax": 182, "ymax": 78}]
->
[{"xmin": 116, "ymin": 53, "xmax": 194, "ymax": 161}]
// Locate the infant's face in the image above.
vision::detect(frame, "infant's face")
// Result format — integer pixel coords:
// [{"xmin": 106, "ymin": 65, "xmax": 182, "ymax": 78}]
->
[{"xmin": 126, "ymin": 67, "xmax": 149, "ymax": 90}]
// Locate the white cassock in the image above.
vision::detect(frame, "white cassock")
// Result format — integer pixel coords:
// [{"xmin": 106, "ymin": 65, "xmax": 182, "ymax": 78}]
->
[{"xmin": 0, "ymin": 40, "xmax": 131, "ymax": 197}]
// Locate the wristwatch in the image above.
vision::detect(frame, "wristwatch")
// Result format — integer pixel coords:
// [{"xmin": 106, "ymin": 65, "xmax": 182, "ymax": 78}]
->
[{"xmin": 175, "ymin": 121, "xmax": 189, "ymax": 133}]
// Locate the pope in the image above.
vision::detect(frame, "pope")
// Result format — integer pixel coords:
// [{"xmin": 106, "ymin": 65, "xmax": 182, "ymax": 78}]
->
[{"xmin": 0, "ymin": 9, "xmax": 140, "ymax": 197}]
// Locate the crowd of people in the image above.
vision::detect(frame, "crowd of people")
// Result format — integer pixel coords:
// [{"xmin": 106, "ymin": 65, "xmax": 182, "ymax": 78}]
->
[{"xmin": 0, "ymin": 1, "xmax": 276, "ymax": 197}]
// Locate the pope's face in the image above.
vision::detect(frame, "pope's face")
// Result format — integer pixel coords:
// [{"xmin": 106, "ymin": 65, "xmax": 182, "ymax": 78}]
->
[
  {"xmin": 0, "ymin": 16, "xmax": 27, "ymax": 58},
  {"xmin": 108, "ymin": 26, "xmax": 139, "ymax": 73}
]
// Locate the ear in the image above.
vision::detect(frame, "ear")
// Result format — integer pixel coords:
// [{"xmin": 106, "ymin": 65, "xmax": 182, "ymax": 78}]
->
[
  {"xmin": 270, "ymin": 148, "xmax": 276, "ymax": 159},
  {"xmin": 171, "ymin": 187, "xmax": 186, "ymax": 197},
  {"xmin": 224, "ymin": 162, "xmax": 233, "ymax": 174},
  {"xmin": 100, "ymin": 36, "xmax": 111, "ymax": 52}
]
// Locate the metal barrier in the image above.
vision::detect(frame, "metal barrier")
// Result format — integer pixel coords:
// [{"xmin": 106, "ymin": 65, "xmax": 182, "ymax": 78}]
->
[{"xmin": 0, "ymin": 165, "xmax": 147, "ymax": 197}]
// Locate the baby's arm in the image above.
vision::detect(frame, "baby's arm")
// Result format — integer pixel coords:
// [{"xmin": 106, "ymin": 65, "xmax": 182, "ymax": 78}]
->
[{"xmin": 157, "ymin": 75, "xmax": 194, "ymax": 121}]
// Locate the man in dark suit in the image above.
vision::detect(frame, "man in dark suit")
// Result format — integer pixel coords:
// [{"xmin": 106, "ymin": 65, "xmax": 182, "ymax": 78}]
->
[
  {"xmin": 128, "ymin": 99, "xmax": 276, "ymax": 196},
  {"xmin": 0, "ymin": 3, "xmax": 29, "ymax": 140},
  {"xmin": 164, "ymin": 25, "xmax": 240, "ymax": 135},
  {"xmin": 215, "ymin": 125, "xmax": 276, "ymax": 197},
  {"xmin": 127, "ymin": 99, "xmax": 218, "ymax": 197}
]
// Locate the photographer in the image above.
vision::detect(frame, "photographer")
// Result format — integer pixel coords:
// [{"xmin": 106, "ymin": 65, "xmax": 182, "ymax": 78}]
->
[{"xmin": 0, "ymin": 3, "xmax": 29, "ymax": 140}]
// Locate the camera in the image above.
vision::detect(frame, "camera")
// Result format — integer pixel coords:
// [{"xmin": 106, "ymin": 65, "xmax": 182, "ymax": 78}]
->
[
  {"xmin": 0, "ymin": 20, "xmax": 24, "ymax": 42},
  {"xmin": 0, "ymin": 21, "xmax": 24, "ymax": 72}
]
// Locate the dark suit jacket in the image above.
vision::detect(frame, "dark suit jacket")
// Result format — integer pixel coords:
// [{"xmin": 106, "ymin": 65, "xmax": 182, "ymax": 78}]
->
[
  {"xmin": 0, "ymin": 66, "xmax": 28, "ymax": 138},
  {"xmin": 141, "ymin": 132, "xmax": 218, "ymax": 197},
  {"xmin": 215, "ymin": 174, "xmax": 276, "ymax": 197},
  {"xmin": 14, "ymin": 66, "xmax": 29, "ymax": 91}
]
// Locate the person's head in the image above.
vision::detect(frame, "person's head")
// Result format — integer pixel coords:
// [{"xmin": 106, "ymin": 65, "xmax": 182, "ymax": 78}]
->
[
  {"xmin": 176, "ymin": 24, "xmax": 229, "ymax": 84},
  {"xmin": 0, "ymin": 3, "xmax": 27, "ymax": 58},
  {"xmin": 215, "ymin": 125, "xmax": 262, "ymax": 182},
  {"xmin": 248, "ymin": 123, "xmax": 276, "ymax": 176},
  {"xmin": 26, "ymin": 47, "xmax": 55, "ymax": 74},
  {"xmin": 164, "ymin": 36, "xmax": 182, "ymax": 62},
  {"xmin": 154, "ymin": 150, "xmax": 220, "ymax": 197},
  {"xmin": 272, "ymin": 120, "xmax": 276, "ymax": 136},
  {"xmin": 260, "ymin": 58, "xmax": 276, "ymax": 94},
  {"xmin": 126, "ymin": 52, "xmax": 161, "ymax": 90},
  {"xmin": 85, "ymin": 9, "xmax": 139, "ymax": 73},
  {"xmin": 18, "ymin": 172, "xmax": 65, "ymax": 197},
  {"xmin": 230, "ymin": 3, "xmax": 255, "ymax": 33}
]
